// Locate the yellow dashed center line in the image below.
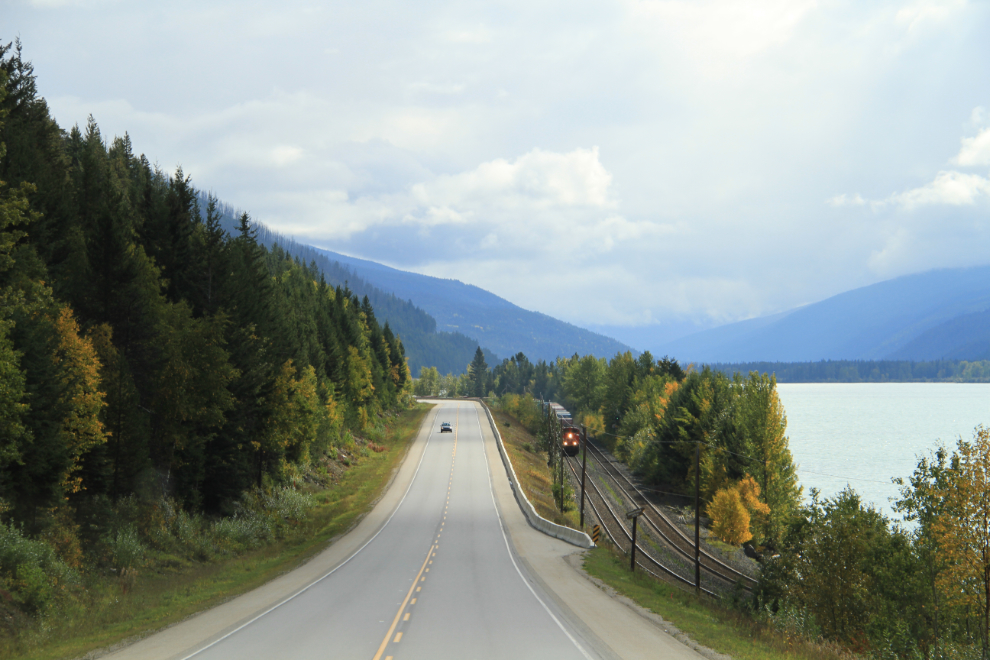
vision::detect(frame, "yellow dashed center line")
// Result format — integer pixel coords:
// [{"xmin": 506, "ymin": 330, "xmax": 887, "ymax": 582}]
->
[
  {"xmin": 371, "ymin": 544, "xmax": 435, "ymax": 660},
  {"xmin": 372, "ymin": 405, "xmax": 464, "ymax": 659}
]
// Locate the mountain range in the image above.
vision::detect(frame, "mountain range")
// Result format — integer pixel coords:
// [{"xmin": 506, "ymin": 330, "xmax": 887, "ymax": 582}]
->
[
  {"xmin": 657, "ymin": 266, "xmax": 990, "ymax": 363},
  {"xmin": 208, "ymin": 196, "xmax": 633, "ymax": 372},
  {"xmin": 308, "ymin": 247, "xmax": 634, "ymax": 363},
  {"xmin": 210, "ymin": 196, "xmax": 990, "ymax": 369}
]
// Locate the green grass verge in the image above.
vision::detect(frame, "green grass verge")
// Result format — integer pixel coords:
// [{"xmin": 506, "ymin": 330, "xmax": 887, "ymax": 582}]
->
[
  {"xmin": 583, "ymin": 546, "xmax": 849, "ymax": 660},
  {"xmin": 491, "ymin": 410, "xmax": 581, "ymax": 530},
  {"xmin": 6, "ymin": 403, "xmax": 432, "ymax": 660}
]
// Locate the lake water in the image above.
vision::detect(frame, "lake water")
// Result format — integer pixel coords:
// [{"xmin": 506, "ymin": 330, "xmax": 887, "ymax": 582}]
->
[{"xmin": 776, "ymin": 383, "xmax": 990, "ymax": 522}]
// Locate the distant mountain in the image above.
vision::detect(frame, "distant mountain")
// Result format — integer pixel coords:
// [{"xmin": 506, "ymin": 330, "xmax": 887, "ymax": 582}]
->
[
  {"xmin": 660, "ymin": 266, "xmax": 990, "ymax": 363},
  {"xmin": 205, "ymin": 195, "xmax": 497, "ymax": 375},
  {"xmin": 309, "ymin": 248, "xmax": 636, "ymax": 363}
]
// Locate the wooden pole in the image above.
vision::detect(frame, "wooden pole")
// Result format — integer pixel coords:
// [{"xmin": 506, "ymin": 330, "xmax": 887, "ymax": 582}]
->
[
  {"xmin": 695, "ymin": 442, "xmax": 701, "ymax": 595},
  {"xmin": 580, "ymin": 425, "xmax": 588, "ymax": 528},
  {"xmin": 630, "ymin": 514, "xmax": 638, "ymax": 572}
]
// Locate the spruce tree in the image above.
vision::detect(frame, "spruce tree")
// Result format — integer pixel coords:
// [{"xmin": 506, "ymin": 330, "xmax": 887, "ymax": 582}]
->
[{"xmin": 469, "ymin": 346, "xmax": 488, "ymax": 397}]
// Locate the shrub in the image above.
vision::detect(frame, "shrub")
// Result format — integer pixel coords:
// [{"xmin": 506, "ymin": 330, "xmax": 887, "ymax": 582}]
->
[
  {"xmin": 708, "ymin": 486, "xmax": 752, "ymax": 545},
  {"xmin": 0, "ymin": 522, "xmax": 76, "ymax": 615},
  {"xmin": 104, "ymin": 526, "xmax": 145, "ymax": 571}
]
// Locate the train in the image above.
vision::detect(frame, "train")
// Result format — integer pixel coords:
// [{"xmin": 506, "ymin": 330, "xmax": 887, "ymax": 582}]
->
[{"xmin": 549, "ymin": 402, "xmax": 582, "ymax": 456}]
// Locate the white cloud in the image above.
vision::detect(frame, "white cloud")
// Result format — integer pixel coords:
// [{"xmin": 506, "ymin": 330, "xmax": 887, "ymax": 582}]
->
[
  {"xmin": 410, "ymin": 147, "xmax": 613, "ymax": 215},
  {"xmin": 892, "ymin": 170, "xmax": 990, "ymax": 209},
  {"xmin": 271, "ymin": 145, "xmax": 304, "ymax": 167},
  {"xmin": 954, "ymin": 126, "xmax": 990, "ymax": 166},
  {"xmin": 895, "ymin": 0, "xmax": 967, "ymax": 32},
  {"xmin": 627, "ymin": 0, "xmax": 817, "ymax": 77},
  {"xmin": 828, "ymin": 193, "xmax": 867, "ymax": 207}
]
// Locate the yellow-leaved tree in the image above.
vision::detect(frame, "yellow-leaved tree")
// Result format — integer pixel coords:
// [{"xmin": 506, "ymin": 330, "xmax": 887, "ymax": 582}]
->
[
  {"xmin": 737, "ymin": 474, "xmax": 771, "ymax": 542},
  {"xmin": 708, "ymin": 485, "xmax": 752, "ymax": 545},
  {"xmin": 51, "ymin": 306, "xmax": 108, "ymax": 494},
  {"xmin": 932, "ymin": 425, "xmax": 990, "ymax": 657}
]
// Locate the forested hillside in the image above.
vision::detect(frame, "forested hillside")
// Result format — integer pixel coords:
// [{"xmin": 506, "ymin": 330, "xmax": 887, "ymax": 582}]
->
[
  {"xmin": 311, "ymin": 247, "xmax": 635, "ymax": 362},
  {"xmin": 0, "ymin": 44, "xmax": 408, "ymax": 525},
  {"xmin": 201, "ymin": 196, "xmax": 496, "ymax": 375}
]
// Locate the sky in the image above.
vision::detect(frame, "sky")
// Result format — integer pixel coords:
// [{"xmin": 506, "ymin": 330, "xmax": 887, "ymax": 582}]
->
[{"xmin": 7, "ymin": 0, "xmax": 990, "ymax": 347}]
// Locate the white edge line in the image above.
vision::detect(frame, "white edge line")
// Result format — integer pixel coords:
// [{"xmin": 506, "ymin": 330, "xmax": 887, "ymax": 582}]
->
[
  {"xmin": 474, "ymin": 405, "xmax": 595, "ymax": 660},
  {"xmin": 180, "ymin": 406, "xmax": 441, "ymax": 660}
]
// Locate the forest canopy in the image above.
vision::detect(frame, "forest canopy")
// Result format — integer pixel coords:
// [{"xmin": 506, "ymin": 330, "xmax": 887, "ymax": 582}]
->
[{"xmin": 0, "ymin": 40, "xmax": 411, "ymax": 528}]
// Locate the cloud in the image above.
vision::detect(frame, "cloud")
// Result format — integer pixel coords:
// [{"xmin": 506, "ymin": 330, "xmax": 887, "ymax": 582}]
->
[
  {"xmin": 892, "ymin": 170, "xmax": 990, "ymax": 209},
  {"xmin": 832, "ymin": 115, "xmax": 990, "ymax": 212},
  {"xmin": 828, "ymin": 193, "xmax": 867, "ymax": 207},
  {"xmin": 409, "ymin": 147, "xmax": 613, "ymax": 217},
  {"xmin": 954, "ymin": 126, "xmax": 990, "ymax": 166},
  {"xmin": 895, "ymin": 0, "xmax": 967, "ymax": 32}
]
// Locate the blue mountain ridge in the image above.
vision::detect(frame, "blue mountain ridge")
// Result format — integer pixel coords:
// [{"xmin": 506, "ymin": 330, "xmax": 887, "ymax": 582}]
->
[
  {"xmin": 310, "ymin": 247, "xmax": 636, "ymax": 363},
  {"xmin": 659, "ymin": 266, "xmax": 990, "ymax": 363}
]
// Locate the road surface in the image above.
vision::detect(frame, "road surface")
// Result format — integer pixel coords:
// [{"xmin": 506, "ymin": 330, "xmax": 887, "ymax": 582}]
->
[{"xmin": 106, "ymin": 400, "xmax": 705, "ymax": 660}]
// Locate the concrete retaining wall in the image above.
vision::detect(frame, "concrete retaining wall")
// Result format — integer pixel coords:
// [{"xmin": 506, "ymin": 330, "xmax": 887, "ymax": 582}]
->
[{"xmin": 479, "ymin": 401, "xmax": 594, "ymax": 549}]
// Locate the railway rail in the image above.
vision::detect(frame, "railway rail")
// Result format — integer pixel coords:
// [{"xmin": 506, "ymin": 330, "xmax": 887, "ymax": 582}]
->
[
  {"xmin": 562, "ymin": 455, "xmax": 719, "ymax": 597},
  {"xmin": 582, "ymin": 439, "xmax": 758, "ymax": 590},
  {"xmin": 563, "ymin": 439, "xmax": 757, "ymax": 595}
]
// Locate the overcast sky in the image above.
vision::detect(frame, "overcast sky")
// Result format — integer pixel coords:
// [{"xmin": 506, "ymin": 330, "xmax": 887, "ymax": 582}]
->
[{"xmin": 7, "ymin": 0, "xmax": 990, "ymax": 344}]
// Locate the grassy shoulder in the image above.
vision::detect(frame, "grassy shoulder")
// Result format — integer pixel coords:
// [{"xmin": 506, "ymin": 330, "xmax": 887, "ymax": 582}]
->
[
  {"xmin": 6, "ymin": 403, "xmax": 432, "ymax": 660},
  {"xmin": 490, "ymin": 409, "xmax": 581, "ymax": 530},
  {"xmin": 583, "ymin": 546, "xmax": 849, "ymax": 660}
]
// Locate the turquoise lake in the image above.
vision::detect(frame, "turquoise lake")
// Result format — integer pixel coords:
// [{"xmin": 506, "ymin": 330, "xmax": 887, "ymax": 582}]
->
[{"xmin": 775, "ymin": 383, "xmax": 990, "ymax": 522}]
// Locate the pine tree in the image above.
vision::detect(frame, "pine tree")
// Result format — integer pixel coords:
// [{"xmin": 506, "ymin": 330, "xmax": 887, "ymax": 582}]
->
[{"xmin": 468, "ymin": 346, "xmax": 488, "ymax": 397}]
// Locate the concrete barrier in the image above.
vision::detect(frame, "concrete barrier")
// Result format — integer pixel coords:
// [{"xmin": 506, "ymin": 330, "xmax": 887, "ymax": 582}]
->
[{"xmin": 478, "ymin": 401, "xmax": 594, "ymax": 549}]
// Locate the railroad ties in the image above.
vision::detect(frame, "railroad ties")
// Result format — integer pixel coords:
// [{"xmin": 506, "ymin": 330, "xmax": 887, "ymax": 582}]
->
[{"xmin": 564, "ymin": 440, "xmax": 758, "ymax": 597}]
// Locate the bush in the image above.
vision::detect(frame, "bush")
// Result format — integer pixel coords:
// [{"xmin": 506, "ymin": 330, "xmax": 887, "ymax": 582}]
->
[
  {"xmin": 708, "ymin": 486, "xmax": 752, "ymax": 545},
  {"xmin": 0, "ymin": 522, "xmax": 76, "ymax": 614},
  {"xmin": 104, "ymin": 526, "xmax": 145, "ymax": 571}
]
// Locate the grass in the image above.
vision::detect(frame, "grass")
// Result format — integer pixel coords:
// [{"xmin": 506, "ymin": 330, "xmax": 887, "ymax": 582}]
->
[
  {"xmin": 583, "ymin": 546, "xmax": 853, "ymax": 660},
  {"xmin": 4, "ymin": 403, "xmax": 432, "ymax": 660},
  {"xmin": 490, "ymin": 410, "xmax": 581, "ymax": 530}
]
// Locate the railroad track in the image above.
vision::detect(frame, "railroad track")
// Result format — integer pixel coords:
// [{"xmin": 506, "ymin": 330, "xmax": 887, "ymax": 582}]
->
[
  {"xmin": 563, "ymin": 455, "xmax": 720, "ymax": 597},
  {"xmin": 568, "ymin": 441, "xmax": 758, "ymax": 592}
]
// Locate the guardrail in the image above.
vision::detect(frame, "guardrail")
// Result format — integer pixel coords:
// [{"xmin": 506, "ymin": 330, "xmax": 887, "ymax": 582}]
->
[{"xmin": 477, "ymin": 400, "xmax": 594, "ymax": 549}]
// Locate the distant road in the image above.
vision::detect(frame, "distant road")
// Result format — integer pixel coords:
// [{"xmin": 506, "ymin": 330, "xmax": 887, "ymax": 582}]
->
[{"xmin": 108, "ymin": 401, "xmax": 704, "ymax": 660}]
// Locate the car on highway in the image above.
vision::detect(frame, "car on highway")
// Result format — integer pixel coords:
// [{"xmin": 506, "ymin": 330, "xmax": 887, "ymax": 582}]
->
[{"xmin": 440, "ymin": 422, "xmax": 452, "ymax": 433}]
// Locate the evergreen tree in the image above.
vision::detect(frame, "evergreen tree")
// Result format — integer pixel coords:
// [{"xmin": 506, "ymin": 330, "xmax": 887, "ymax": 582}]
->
[{"xmin": 468, "ymin": 346, "xmax": 488, "ymax": 397}]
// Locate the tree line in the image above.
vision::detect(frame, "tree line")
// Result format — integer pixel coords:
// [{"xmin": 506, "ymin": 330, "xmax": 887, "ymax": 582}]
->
[
  {"xmin": 712, "ymin": 359, "xmax": 990, "ymax": 383},
  {"xmin": 0, "ymin": 42, "xmax": 409, "ymax": 535}
]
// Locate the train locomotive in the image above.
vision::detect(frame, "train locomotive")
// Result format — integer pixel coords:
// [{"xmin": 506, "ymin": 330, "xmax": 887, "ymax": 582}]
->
[{"xmin": 549, "ymin": 403, "xmax": 582, "ymax": 457}]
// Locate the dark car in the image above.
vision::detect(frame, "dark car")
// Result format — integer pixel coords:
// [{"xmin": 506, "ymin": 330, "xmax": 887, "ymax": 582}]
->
[{"xmin": 440, "ymin": 422, "xmax": 452, "ymax": 433}]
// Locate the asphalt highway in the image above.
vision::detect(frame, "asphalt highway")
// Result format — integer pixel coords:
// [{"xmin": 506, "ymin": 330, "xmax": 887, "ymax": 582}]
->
[{"xmin": 185, "ymin": 400, "xmax": 591, "ymax": 660}]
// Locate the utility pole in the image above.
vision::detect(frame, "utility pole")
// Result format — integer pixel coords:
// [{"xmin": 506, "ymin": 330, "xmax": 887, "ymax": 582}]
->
[
  {"xmin": 694, "ymin": 442, "xmax": 701, "ymax": 596},
  {"xmin": 627, "ymin": 507, "xmax": 644, "ymax": 572},
  {"xmin": 580, "ymin": 425, "xmax": 588, "ymax": 528},
  {"xmin": 558, "ymin": 417, "xmax": 565, "ymax": 511}
]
